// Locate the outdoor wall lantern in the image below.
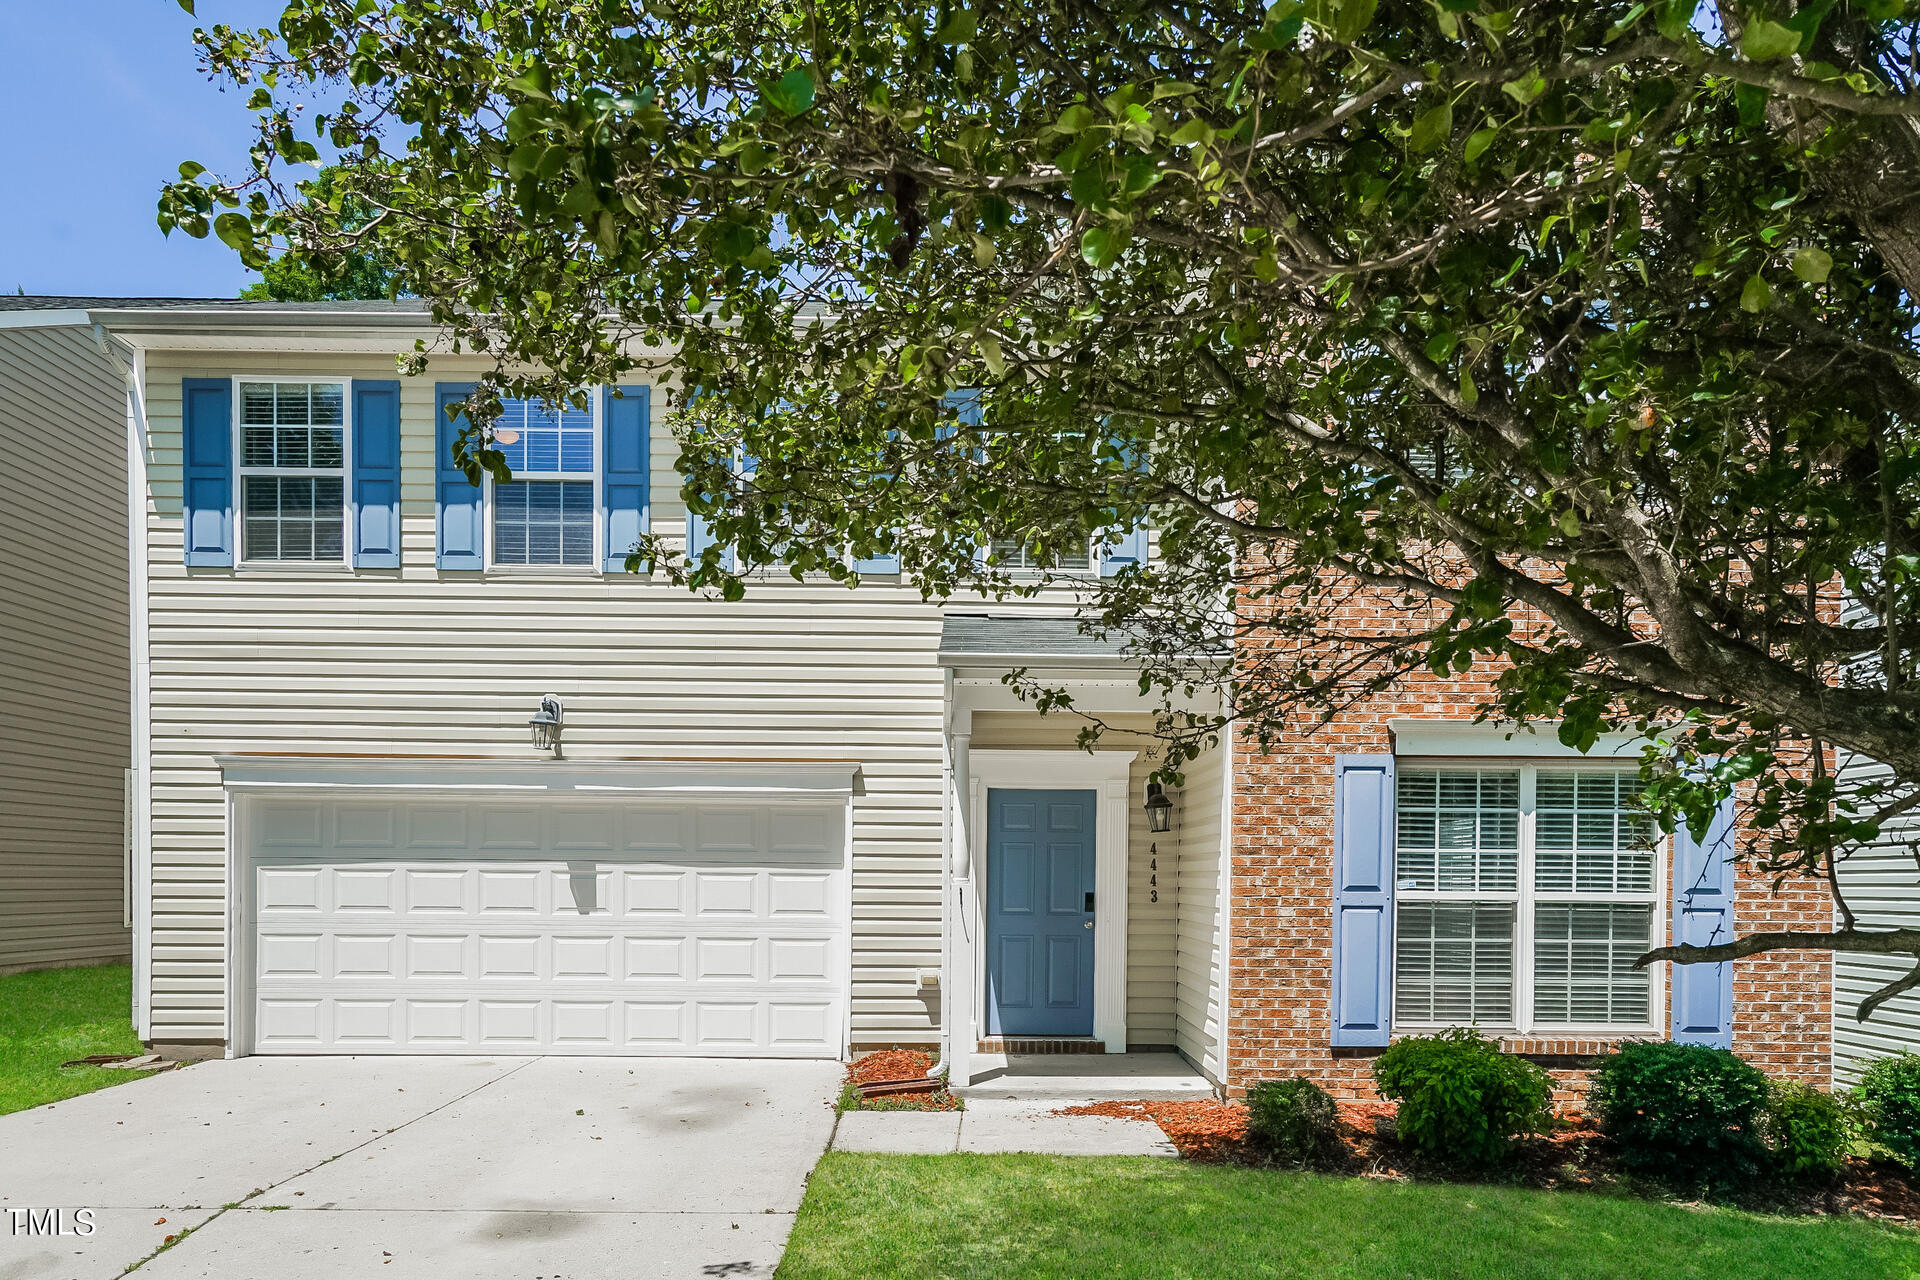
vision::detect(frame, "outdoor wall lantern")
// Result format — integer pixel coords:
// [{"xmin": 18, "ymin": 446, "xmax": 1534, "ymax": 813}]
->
[
  {"xmin": 529, "ymin": 695, "xmax": 564, "ymax": 756},
  {"xmin": 1144, "ymin": 780, "xmax": 1174, "ymax": 833}
]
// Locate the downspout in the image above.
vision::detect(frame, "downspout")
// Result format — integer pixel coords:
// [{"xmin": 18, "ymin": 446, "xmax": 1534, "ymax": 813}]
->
[
  {"xmin": 116, "ymin": 336, "xmax": 155, "ymax": 1041},
  {"xmin": 929, "ymin": 667, "xmax": 954, "ymax": 1080}
]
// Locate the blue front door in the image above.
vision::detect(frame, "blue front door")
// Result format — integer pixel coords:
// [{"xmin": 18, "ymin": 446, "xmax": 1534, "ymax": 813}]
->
[{"xmin": 986, "ymin": 788, "xmax": 1097, "ymax": 1036}]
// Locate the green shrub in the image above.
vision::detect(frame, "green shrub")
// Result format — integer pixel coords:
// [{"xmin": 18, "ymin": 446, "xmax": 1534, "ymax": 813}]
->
[
  {"xmin": 1859, "ymin": 1051, "xmax": 1920, "ymax": 1166},
  {"xmin": 1587, "ymin": 1040, "xmax": 1770, "ymax": 1188},
  {"xmin": 1763, "ymin": 1080, "xmax": 1850, "ymax": 1181},
  {"xmin": 1246, "ymin": 1077, "xmax": 1343, "ymax": 1166},
  {"xmin": 1372, "ymin": 1028, "xmax": 1554, "ymax": 1167}
]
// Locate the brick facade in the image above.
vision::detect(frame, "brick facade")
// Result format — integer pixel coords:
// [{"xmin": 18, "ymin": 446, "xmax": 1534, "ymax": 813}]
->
[{"xmin": 1226, "ymin": 616, "xmax": 1833, "ymax": 1103}]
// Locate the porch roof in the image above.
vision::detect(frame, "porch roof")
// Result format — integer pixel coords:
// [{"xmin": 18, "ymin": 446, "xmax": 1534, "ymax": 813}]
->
[{"xmin": 936, "ymin": 614, "xmax": 1133, "ymax": 669}]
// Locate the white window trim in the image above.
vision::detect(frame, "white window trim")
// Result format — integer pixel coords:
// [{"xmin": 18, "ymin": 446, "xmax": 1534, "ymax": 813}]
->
[
  {"xmin": 984, "ymin": 531, "xmax": 1147, "ymax": 579},
  {"xmin": 481, "ymin": 390, "xmax": 604, "ymax": 574},
  {"xmin": 231, "ymin": 375, "xmax": 355, "ymax": 569},
  {"xmin": 1392, "ymin": 756, "xmax": 1666, "ymax": 1038}
]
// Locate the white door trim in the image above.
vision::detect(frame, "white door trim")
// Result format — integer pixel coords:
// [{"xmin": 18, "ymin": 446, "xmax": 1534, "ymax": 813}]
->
[{"xmin": 967, "ymin": 749, "xmax": 1135, "ymax": 1053}]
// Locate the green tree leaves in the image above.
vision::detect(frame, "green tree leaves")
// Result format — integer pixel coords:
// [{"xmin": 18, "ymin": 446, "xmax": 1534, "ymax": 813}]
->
[
  {"xmin": 160, "ymin": 0, "xmax": 1920, "ymax": 973},
  {"xmin": 762, "ymin": 68, "xmax": 815, "ymax": 116}
]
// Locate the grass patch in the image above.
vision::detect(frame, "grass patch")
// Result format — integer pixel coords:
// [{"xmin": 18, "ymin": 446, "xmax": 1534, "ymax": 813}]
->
[
  {"xmin": 0, "ymin": 964, "xmax": 152, "ymax": 1115},
  {"xmin": 777, "ymin": 1153, "xmax": 1920, "ymax": 1280}
]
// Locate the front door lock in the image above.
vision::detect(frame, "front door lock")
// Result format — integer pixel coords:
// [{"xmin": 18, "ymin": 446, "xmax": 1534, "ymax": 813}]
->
[{"xmin": 1084, "ymin": 890, "xmax": 1096, "ymax": 913}]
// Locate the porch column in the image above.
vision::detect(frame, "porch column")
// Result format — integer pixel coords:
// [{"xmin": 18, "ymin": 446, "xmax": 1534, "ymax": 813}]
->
[{"xmin": 948, "ymin": 728, "xmax": 975, "ymax": 1087}]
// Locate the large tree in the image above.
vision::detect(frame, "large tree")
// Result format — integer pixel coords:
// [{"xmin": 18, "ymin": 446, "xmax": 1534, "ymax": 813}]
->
[
  {"xmin": 163, "ymin": 0, "xmax": 1920, "ymax": 1013},
  {"xmin": 236, "ymin": 168, "xmax": 399, "ymax": 301}
]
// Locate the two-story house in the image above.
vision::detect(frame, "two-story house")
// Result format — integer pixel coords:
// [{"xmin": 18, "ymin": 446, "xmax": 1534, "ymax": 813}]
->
[{"xmin": 9, "ymin": 294, "xmax": 1848, "ymax": 1099}]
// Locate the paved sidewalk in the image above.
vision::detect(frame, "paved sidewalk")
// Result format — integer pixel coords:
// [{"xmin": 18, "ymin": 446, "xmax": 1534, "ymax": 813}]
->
[{"xmin": 832, "ymin": 1098, "xmax": 1178, "ymax": 1157}]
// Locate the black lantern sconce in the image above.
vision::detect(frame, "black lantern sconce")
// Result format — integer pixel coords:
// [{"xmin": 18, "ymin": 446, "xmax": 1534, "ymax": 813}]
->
[
  {"xmin": 1144, "ymin": 780, "xmax": 1174, "ymax": 833},
  {"xmin": 529, "ymin": 695, "xmax": 564, "ymax": 756}
]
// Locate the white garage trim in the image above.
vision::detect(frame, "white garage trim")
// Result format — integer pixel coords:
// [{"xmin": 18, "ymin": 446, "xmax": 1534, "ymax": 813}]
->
[
  {"xmin": 216, "ymin": 755, "xmax": 864, "ymax": 796},
  {"xmin": 222, "ymin": 757, "xmax": 856, "ymax": 1060}
]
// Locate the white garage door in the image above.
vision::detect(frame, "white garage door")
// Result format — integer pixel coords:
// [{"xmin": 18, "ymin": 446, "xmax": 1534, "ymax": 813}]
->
[{"xmin": 245, "ymin": 796, "xmax": 847, "ymax": 1057}]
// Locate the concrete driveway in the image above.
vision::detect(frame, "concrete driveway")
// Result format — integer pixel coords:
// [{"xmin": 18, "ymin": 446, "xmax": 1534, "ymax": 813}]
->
[{"xmin": 0, "ymin": 1056, "xmax": 843, "ymax": 1280}]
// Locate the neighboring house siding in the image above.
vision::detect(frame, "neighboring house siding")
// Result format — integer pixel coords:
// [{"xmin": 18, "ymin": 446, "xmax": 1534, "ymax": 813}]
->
[
  {"xmin": 1834, "ymin": 748, "xmax": 1920, "ymax": 1085},
  {"xmin": 968, "ymin": 711, "xmax": 1182, "ymax": 1047},
  {"xmin": 139, "ymin": 350, "xmax": 1118, "ymax": 1047},
  {"xmin": 0, "ymin": 326, "xmax": 130, "ymax": 971},
  {"xmin": 1175, "ymin": 740, "xmax": 1226, "ymax": 1082}
]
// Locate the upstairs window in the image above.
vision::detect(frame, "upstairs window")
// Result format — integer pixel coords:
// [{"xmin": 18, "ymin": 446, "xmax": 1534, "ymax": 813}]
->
[
  {"xmin": 489, "ymin": 396, "xmax": 596, "ymax": 567},
  {"xmin": 238, "ymin": 380, "xmax": 348, "ymax": 563},
  {"xmin": 1393, "ymin": 765, "xmax": 1661, "ymax": 1032},
  {"xmin": 988, "ymin": 537, "xmax": 1093, "ymax": 574}
]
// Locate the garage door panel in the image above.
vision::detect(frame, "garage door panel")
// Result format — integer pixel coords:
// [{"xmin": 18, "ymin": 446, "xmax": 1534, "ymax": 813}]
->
[
  {"xmin": 407, "ymin": 806, "xmax": 470, "ymax": 849},
  {"xmin": 336, "ymin": 868, "xmax": 398, "ymax": 913},
  {"xmin": 250, "ymin": 798, "xmax": 846, "ymax": 1057},
  {"xmin": 405, "ymin": 934, "xmax": 470, "ymax": 979},
  {"xmin": 405, "ymin": 998, "xmax": 470, "ymax": 1046},
  {"xmin": 335, "ymin": 804, "xmax": 397, "ymax": 848}
]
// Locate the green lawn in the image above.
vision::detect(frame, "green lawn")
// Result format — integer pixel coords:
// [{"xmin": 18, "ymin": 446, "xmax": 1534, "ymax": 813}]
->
[
  {"xmin": 0, "ymin": 963, "xmax": 153, "ymax": 1115},
  {"xmin": 777, "ymin": 1153, "xmax": 1920, "ymax": 1280}
]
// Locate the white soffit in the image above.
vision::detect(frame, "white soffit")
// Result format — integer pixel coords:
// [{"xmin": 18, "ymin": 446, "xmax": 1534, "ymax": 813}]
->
[{"xmin": 1389, "ymin": 720, "xmax": 1647, "ymax": 761}]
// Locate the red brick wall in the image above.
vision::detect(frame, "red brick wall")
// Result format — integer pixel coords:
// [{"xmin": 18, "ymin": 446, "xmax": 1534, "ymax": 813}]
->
[{"xmin": 1226, "ymin": 653, "xmax": 1834, "ymax": 1103}]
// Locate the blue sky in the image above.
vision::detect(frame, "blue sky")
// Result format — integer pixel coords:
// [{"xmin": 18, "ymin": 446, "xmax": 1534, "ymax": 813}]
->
[{"xmin": 2, "ymin": 1, "xmax": 307, "ymax": 298}]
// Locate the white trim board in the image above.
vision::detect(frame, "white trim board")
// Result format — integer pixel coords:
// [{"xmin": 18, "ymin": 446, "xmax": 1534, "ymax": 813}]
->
[
  {"xmin": 215, "ymin": 755, "xmax": 864, "ymax": 797},
  {"xmin": 1390, "ymin": 719, "xmax": 1649, "ymax": 760},
  {"xmin": 965, "ymin": 749, "xmax": 1136, "ymax": 1053}
]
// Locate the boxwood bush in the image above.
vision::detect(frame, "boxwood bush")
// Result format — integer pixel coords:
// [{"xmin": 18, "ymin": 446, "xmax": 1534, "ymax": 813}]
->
[
  {"xmin": 1372, "ymin": 1028, "xmax": 1554, "ymax": 1167},
  {"xmin": 1588, "ymin": 1040, "xmax": 1770, "ymax": 1188},
  {"xmin": 1762, "ymin": 1080, "xmax": 1851, "ymax": 1182},
  {"xmin": 1246, "ymin": 1077, "xmax": 1342, "ymax": 1166},
  {"xmin": 1859, "ymin": 1051, "xmax": 1920, "ymax": 1166}
]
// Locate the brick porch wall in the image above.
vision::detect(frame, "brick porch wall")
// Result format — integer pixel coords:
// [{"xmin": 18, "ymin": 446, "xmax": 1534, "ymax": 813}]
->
[{"xmin": 1226, "ymin": 678, "xmax": 1834, "ymax": 1104}]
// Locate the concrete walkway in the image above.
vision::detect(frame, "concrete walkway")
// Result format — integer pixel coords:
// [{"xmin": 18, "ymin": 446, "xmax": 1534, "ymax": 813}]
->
[
  {"xmin": 0, "ymin": 1055, "xmax": 842, "ymax": 1280},
  {"xmin": 833, "ymin": 1098, "xmax": 1178, "ymax": 1157}
]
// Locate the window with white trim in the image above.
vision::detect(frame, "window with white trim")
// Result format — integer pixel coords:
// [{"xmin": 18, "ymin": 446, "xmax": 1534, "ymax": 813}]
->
[
  {"xmin": 1393, "ymin": 764, "xmax": 1661, "ymax": 1032},
  {"xmin": 988, "ymin": 537, "xmax": 1093, "ymax": 573},
  {"xmin": 488, "ymin": 396, "xmax": 596, "ymax": 567},
  {"xmin": 238, "ymin": 380, "xmax": 349, "ymax": 562}
]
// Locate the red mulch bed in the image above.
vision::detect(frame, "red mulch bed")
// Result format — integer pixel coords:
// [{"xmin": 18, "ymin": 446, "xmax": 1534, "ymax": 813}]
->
[
  {"xmin": 1057, "ymin": 1098, "xmax": 1920, "ymax": 1226},
  {"xmin": 843, "ymin": 1050, "xmax": 962, "ymax": 1111}
]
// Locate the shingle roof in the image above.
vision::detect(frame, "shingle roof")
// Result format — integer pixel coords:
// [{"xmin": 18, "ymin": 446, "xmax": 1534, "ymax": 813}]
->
[
  {"xmin": 937, "ymin": 613, "xmax": 1133, "ymax": 665},
  {"xmin": 0, "ymin": 295, "xmax": 429, "ymax": 314}
]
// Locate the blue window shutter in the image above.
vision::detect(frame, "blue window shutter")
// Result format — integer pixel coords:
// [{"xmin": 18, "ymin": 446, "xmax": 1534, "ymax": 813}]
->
[
  {"xmin": 1100, "ymin": 521, "xmax": 1148, "ymax": 576},
  {"xmin": 1331, "ymin": 753, "xmax": 1396, "ymax": 1046},
  {"xmin": 434, "ymin": 382, "xmax": 483, "ymax": 570},
  {"xmin": 683, "ymin": 498, "xmax": 734, "ymax": 571},
  {"xmin": 602, "ymin": 385, "xmax": 650, "ymax": 572},
  {"xmin": 352, "ymin": 380, "xmax": 402, "ymax": 568},
  {"xmin": 1671, "ymin": 793, "xmax": 1736, "ymax": 1048},
  {"xmin": 181, "ymin": 378, "xmax": 233, "ymax": 566}
]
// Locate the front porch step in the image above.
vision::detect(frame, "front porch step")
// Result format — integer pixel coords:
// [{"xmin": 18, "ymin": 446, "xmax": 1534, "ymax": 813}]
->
[
  {"xmin": 975, "ymin": 1037, "xmax": 1104, "ymax": 1055},
  {"xmin": 956, "ymin": 1051, "xmax": 1217, "ymax": 1103}
]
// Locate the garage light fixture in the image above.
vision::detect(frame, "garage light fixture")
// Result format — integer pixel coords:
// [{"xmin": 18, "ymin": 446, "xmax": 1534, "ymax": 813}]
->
[
  {"xmin": 529, "ymin": 695, "xmax": 564, "ymax": 756},
  {"xmin": 1144, "ymin": 780, "xmax": 1174, "ymax": 834}
]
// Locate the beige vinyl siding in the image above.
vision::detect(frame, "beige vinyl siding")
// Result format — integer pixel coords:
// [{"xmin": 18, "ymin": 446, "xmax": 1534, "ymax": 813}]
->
[
  {"xmin": 140, "ymin": 351, "xmax": 998, "ymax": 1044},
  {"xmin": 967, "ymin": 712, "xmax": 1182, "ymax": 1046},
  {"xmin": 1175, "ymin": 741, "xmax": 1226, "ymax": 1081},
  {"xmin": 0, "ymin": 326, "xmax": 131, "ymax": 971},
  {"xmin": 1834, "ymin": 748, "xmax": 1920, "ymax": 1085}
]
